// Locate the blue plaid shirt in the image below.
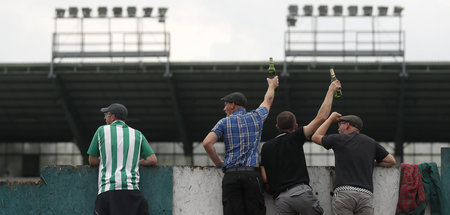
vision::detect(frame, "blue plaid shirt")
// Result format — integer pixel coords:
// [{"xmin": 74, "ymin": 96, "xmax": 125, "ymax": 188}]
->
[{"xmin": 211, "ymin": 107, "xmax": 269, "ymax": 171}]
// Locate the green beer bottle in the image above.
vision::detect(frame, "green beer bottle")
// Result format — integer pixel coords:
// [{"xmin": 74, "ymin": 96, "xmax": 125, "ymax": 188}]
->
[
  {"xmin": 268, "ymin": 57, "xmax": 276, "ymax": 78},
  {"xmin": 330, "ymin": 67, "xmax": 342, "ymax": 98}
]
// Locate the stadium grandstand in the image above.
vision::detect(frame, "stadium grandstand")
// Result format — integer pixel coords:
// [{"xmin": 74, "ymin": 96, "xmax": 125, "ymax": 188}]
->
[
  {"xmin": 0, "ymin": 4, "xmax": 449, "ymax": 179},
  {"xmin": 1, "ymin": 61, "xmax": 450, "ymax": 177}
]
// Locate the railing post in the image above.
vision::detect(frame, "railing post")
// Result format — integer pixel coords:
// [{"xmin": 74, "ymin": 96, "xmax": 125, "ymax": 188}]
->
[{"xmin": 442, "ymin": 148, "xmax": 450, "ymax": 214}]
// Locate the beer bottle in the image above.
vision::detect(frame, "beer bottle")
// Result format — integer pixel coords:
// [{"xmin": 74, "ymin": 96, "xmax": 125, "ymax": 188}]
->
[
  {"xmin": 268, "ymin": 57, "xmax": 276, "ymax": 78},
  {"xmin": 330, "ymin": 67, "xmax": 342, "ymax": 98}
]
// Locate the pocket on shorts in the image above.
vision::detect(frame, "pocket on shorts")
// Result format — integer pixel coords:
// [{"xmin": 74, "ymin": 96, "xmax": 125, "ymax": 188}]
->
[{"xmin": 312, "ymin": 200, "xmax": 324, "ymax": 215}]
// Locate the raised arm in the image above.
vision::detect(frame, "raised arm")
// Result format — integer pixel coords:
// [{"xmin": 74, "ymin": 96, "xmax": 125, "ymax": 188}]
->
[
  {"xmin": 202, "ymin": 132, "xmax": 223, "ymax": 168},
  {"xmin": 259, "ymin": 76, "xmax": 279, "ymax": 111},
  {"xmin": 312, "ymin": 112, "xmax": 341, "ymax": 145},
  {"xmin": 304, "ymin": 80, "xmax": 341, "ymax": 137}
]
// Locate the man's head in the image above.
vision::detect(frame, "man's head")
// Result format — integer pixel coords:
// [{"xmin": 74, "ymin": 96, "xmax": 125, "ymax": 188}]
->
[
  {"xmin": 220, "ymin": 92, "xmax": 247, "ymax": 115},
  {"xmin": 276, "ymin": 111, "xmax": 298, "ymax": 132},
  {"xmin": 337, "ymin": 115, "xmax": 363, "ymax": 134},
  {"xmin": 101, "ymin": 103, "xmax": 128, "ymax": 124}
]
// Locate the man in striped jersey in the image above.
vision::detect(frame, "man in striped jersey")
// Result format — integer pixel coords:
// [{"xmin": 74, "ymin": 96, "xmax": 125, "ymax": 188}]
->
[
  {"xmin": 203, "ymin": 76, "xmax": 279, "ymax": 215},
  {"xmin": 88, "ymin": 103, "xmax": 157, "ymax": 215}
]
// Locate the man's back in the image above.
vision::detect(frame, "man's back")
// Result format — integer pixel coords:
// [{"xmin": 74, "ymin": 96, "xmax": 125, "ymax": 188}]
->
[
  {"xmin": 322, "ymin": 132, "xmax": 389, "ymax": 192},
  {"xmin": 261, "ymin": 128, "xmax": 309, "ymax": 196},
  {"xmin": 212, "ymin": 107, "xmax": 268, "ymax": 169},
  {"xmin": 89, "ymin": 120, "xmax": 152, "ymax": 194}
]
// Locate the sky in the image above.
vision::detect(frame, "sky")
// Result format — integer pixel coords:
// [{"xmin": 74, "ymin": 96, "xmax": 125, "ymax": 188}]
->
[{"xmin": 1, "ymin": 0, "xmax": 450, "ymax": 63}]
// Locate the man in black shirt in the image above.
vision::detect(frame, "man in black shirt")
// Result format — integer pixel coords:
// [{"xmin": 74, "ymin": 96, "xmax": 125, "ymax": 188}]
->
[
  {"xmin": 312, "ymin": 112, "xmax": 396, "ymax": 215},
  {"xmin": 260, "ymin": 80, "xmax": 341, "ymax": 215}
]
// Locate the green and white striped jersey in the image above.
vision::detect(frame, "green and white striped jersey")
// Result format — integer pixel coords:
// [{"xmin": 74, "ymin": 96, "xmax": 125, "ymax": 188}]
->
[{"xmin": 87, "ymin": 120, "xmax": 154, "ymax": 194}]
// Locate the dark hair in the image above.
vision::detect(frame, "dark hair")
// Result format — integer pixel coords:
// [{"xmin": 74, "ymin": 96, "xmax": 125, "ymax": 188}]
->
[{"xmin": 276, "ymin": 111, "xmax": 296, "ymax": 131}]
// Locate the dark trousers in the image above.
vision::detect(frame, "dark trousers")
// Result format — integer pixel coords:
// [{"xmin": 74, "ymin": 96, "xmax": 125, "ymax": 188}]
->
[
  {"xmin": 94, "ymin": 190, "xmax": 149, "ymax": 215},
  {"xmin": 222, "ymin": 170, "xmax": 266, "ymax": 215}
]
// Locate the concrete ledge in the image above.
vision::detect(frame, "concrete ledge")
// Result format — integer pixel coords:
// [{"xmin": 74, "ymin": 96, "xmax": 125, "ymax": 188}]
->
[
  {"xmin": 0, "ymin": 165, "xmax": 401, "ymax": 215},
  {"xmin": 173, "ymin": 166, "xmax": 401, "ymax": 215}
]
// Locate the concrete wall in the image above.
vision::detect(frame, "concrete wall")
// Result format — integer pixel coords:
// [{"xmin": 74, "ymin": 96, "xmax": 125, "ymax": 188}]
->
[
  {"xmin": 0, "ymin": 165, "xmax": 440, "ymax": 215},
  {"xmin": 173, "ymin": 166, "xmax": 400, "ymax": 215}
]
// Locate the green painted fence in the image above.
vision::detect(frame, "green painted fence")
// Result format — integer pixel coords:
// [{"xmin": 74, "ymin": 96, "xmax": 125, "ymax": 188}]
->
[{"xmin": 0, "ymin": 166, "xmax": 172, "ymax": 215}]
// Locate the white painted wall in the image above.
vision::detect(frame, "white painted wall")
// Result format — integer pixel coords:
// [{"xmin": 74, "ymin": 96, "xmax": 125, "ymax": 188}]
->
[{"xmin": 173, "ymin": 166, "xmax": 404, "ymax": 215}]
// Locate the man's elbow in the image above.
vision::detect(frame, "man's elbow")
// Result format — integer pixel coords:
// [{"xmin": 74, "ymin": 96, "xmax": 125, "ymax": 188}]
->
[
  {"xmin": 202, "ymin": 140, "xmax": 213, "ymax": 150},
  {"xmin": 148, "ymin": 154, "xmax": 158, "ymax": 166},
  {"xmin": 88, "ymin": 156, "xmax": 99, "ymax": 166},
  {"xmin": 151, "ymin": 156, "xmax": 158, "ymax": 165},
  {"xmin": 388, "ymin": 155, "xmax": 397, "ymax": 167},
  {"xmin": 311, "ymin": 135, "xmax": 321, "ymax": 145}
]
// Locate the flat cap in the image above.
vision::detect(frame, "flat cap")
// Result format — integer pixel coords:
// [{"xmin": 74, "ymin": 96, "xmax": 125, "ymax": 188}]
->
[
  {"xmin": 338, "ymin": 115, "xmax": 363, "ymax": 130},
  {"xmin": 220, "ymin": 92, "xmax": 248, "ymax": 107}
]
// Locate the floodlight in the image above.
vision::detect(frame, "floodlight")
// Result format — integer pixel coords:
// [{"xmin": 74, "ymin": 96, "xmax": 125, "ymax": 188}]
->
[
  {"xmin": 143, "ymin": 7, "xmax": 153, "ymax": 17},
  {"xmin": 333, "ymin": 5, "xmax": 343, "ymax": 16},
  {"xmin": 318, "ymin": 5, "xmax": 328, "ymax": 16},
  {"xmin": 82, "ymin": 8, "xmax": 92, "ymax": 18},
  {"xmin": 158, "ymin": 7, "xmax": 168, "ymax": 17},
  {"xmin": 394, "ymin": 6, "xmax": 403, "ymax": 16},
  {"xmin": 363, "ymin": 6, "xmax": 373, "ymax": 16},
  {"xmin": 158, "ymin": 7, "xmax": 168, "ymax": 23},
  {"xmin": 127, "ymin": 6, "xmax": 137, "ymax": 17},
  {"xmin": 378, "ymin": 6, "xmax": 388, "ymax": 16},
  {"xmin": 113, "ymin": 7, "xmax": 123, "ymax": 17},
  {"xmin": 348, "ymin": 6, "xmax": 358, "ymax": 16},
  {"xmin": 68, "ymin": 7, "xmax": 78, "ymax": 18},
  {"xmin": 98, "ymin": 7, "xmax": 107, "ymax": 18},
  {"xmin": 288, "ymin": 5, "xmax": 298, "ymax": 16},
  {"xmin": 55, "ymin": 8, "xmax": 65, "ymax": 18},
  {"xmin": 287, "ymin": 16, "xmax": 297, "ymax": 27},
  {"xmin": 303, "ymin": 5, "xmax": 313, "ymax": 16}
]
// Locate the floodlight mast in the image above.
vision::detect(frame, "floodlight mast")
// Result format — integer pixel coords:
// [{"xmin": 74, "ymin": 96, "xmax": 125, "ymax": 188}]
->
[
  {"xmin": 49, "ymin": 6, "xmax": 170, "ymax": 78},
  {"xmin": 282, "ymin": 4, "xmax": 405, "ymax": 75}
]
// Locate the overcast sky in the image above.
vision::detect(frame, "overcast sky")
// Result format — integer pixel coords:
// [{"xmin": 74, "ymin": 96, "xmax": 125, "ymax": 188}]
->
[{"xmin": 1, "ymin": 0, "xmax": 450, "ymax": 63}]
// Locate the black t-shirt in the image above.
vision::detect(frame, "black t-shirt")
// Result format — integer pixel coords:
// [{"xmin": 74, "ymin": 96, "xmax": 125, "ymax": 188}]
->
[
  {"xmin": 260, "ymin": 127, "xmax": 309, "ymax": 197},
  {"xmin": 322, "ymin": 132, "xmax": 389, "ymax": 192}
]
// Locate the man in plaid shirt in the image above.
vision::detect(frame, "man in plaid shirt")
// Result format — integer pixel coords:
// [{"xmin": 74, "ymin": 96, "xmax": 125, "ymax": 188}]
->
[{"xmin": 203, "ymin": 76, "xmax": 279, "ymax": 215}]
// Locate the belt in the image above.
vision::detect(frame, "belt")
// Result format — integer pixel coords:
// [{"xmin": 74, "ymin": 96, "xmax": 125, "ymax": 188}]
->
[
  {"xmin": 284, "ymin": 183, "xmax": 307, "ymax": 192},
  {"xmin": 225, "ymin": 166, "xmax": 259, "ymax": 173},
  {"xmin": 334, "ymin": 186, "xmax": 373, "ymax": 196}
]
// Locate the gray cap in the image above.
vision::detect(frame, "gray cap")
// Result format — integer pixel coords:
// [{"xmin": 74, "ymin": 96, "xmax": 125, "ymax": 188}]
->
[
  {"xmin": 220, "ymin": 92, "xmax": 248, "ymax": 107},
  {"xmin": 101, "ymin": 103, "xmax": 128, "ymax": 120},
  {"xmin": 338, "ymin": 115, "xmax": 363, "ymax": 131}
]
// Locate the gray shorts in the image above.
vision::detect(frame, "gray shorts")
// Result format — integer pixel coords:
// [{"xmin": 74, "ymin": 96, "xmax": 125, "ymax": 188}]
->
[
  {"xmin": 274, "ymin": 184, "xmax": 324, "ymax": 215},
  {"xmin": 332, "ymin": 189, "xmax": 374, "ymax": 215}
]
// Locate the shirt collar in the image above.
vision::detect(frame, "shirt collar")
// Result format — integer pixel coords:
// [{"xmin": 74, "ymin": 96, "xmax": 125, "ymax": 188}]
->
[
  {"xmin": 275, "ymin": 132, "xmax": 287, "ymax": 138},
  {"xmin": 231, "ymin": 108, "xmax": 247, "ymax": 116},
  {"xmin": 111, "ymin": 120, "xmax": 127, "ymax": 127}
]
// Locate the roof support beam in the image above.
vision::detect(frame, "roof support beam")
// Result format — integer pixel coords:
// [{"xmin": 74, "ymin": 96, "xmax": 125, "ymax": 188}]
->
[
  {"xmin": 166, "ymin": 75, "xmax": 192, "ymax": 161},
  {"xmin": 394, "ymin": 63, "xmax": 407, "ymax": 163},
  {"xmin": 53, "ymin": 74, "xmax": 90, "ymax": 164}
]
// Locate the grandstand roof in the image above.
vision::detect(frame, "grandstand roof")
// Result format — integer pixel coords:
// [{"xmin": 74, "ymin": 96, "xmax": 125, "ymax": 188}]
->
[{"xmin": 1, "ymin": 61, "xmax": 450, "ymax": 157}]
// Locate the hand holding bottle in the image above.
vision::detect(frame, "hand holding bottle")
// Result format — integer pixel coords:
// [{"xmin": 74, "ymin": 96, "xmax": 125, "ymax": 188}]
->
[
  {"xmin": 330, "ymin": 67, "xmax": 343, "ymax": 98},
  {"xmin": 268, "ymin": 57, "xmax": 276, "ymax": 78}
]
